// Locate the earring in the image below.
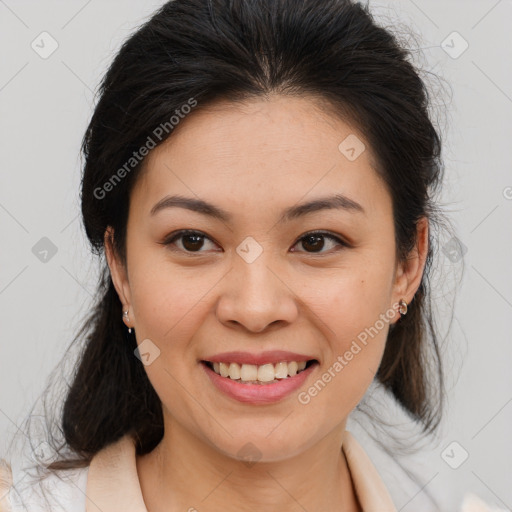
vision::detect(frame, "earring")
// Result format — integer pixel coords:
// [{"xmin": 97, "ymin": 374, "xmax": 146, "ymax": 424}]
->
[
  {"xmin": 123, "ymin": 310, "xmax": 132, "ymax": 334},
  {"xmin": 398, "ymin": 299, "xmax": 408, "ymax": 316}
]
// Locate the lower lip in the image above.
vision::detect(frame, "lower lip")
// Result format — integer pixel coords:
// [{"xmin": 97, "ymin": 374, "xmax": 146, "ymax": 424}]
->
[{"xmin": 201, "ymin": 361, "xmax": 318, "ymax": 404}]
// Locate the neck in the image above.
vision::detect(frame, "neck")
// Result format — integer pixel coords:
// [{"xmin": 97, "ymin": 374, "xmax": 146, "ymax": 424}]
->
[{"xmin": 136, "ymin": 419, "xmax": 361, "ymax": 512}]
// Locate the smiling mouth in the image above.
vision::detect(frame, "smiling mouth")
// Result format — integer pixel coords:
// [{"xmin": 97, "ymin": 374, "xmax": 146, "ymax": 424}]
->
[{"xmin": 201, "ymin": 359, "xmax": 319, "ymax": 385}]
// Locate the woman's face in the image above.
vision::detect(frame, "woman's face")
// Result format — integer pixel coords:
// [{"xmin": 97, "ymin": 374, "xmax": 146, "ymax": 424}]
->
[{"xmin": 107, "ymin": 94, "xmax": 426, "ymax": 462}]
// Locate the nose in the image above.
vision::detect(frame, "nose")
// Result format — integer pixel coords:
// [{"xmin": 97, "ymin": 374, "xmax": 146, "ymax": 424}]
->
[{"xmin": 215, "ymin": 255, "xmax": 299, "ymax": 334}]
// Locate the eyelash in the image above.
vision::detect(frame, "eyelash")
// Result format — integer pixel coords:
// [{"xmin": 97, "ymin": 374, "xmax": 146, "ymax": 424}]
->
[{"xmin": 160, "ymin": 229, "xmax": 350, "ymax": 256}]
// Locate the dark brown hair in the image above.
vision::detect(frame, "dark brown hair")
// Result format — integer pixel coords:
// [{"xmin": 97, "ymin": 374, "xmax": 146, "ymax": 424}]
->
[{"xmin": 9, "ymin": 0, "xmax": 450, "ymax": 488}]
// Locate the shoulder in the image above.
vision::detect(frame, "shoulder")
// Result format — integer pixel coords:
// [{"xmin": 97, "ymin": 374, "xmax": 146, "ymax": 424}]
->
[
  {"xmin": 0, "ymin": 459, "xmax": 13, "ymax": 512},
  {"xmin": 459, "ymin": 494, "xmax": 509, "ymax": 512},
  {"xmin": 0, "ymin": 457, "xmax": 89, "ymax": 512},
  {"xmin": 347, "ymin": 381, "xmax": 507, "ymax": 512}
]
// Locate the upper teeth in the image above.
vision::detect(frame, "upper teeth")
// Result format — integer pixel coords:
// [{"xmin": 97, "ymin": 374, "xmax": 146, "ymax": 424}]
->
[{"xmin": 212, "ymin": 361, "xmax": 308, "ymax": 382}]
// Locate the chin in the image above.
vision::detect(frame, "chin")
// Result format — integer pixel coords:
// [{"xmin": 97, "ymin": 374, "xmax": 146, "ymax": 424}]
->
[{"xmin": 206, "ymin": 428, "xmax": 317, "ymax": 465}]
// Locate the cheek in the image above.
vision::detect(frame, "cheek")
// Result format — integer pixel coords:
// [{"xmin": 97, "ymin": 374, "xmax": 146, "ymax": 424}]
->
[
  {"xmin": 302, "ymin": 288, "xmax": 391, "ymax": 419},
  {"xmin": 130, "ymin": 264, "xmax": 208, "ymax": 349},
  {"xmin": 125, "ymin": 231, "xmax": 213, "ymax": 335},
  {"xmin": 308, "ymin": 246, "xmax": 396, "ymax": 335},
  {"xmin": 301, "ymin": 251, "xmax": 395, "ymax": 403},
  {"xmin": 126, "ymin": 260, "xmax": 212, "ymax": 418}
]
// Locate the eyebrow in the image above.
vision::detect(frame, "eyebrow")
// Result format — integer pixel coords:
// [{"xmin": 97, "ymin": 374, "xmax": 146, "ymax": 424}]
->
[{"xmin": 150, "ymin": 193, "xmax": 365, "ymax": 223}]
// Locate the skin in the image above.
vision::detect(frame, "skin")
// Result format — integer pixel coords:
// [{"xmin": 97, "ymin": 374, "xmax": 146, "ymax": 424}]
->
[{"xmin": 105, "ymin": 94, "xmax": 428, "ymax": 512}]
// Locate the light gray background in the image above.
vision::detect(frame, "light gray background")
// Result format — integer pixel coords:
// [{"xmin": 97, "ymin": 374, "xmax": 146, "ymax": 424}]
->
[{"xmin": 1, "ymin": 1, "xmax": 511, "ymax": 511}]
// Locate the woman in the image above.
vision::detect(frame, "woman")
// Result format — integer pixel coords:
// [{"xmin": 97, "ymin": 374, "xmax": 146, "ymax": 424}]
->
[{"xmin": 0, "ymin": 0, "xmax": 501, "ymax": 510}]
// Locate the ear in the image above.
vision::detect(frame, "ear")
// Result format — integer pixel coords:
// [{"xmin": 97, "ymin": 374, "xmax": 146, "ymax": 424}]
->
[
  {"xmin": 104, "ymin": 226, "xmax": 133, "ymax": 319},
  {"xmin": 390, "ymin": 217, "xmax": 429, "ymax": 321}
]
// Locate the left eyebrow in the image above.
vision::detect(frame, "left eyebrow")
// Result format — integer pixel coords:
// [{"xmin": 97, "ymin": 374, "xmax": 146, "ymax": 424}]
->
[
  {"xmin": 149, "ymin": 193, "xmax": 365, "ymax": 222},
  {"xmin": 279, "ymin": 194, "xmax": 365, "ymax": 222}
]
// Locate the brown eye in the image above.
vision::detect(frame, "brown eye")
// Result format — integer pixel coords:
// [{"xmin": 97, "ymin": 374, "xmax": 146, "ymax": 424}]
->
[
  {"xmin": 162, "ymin": 230, "xmax": 219, "ymax": 253},
  {"xmin": 292, "ymin": 231, "xmax": 348, "ymax": 254},
  {"xmin": 180, "ymin": 233, "xmax": 206, "ymax": 251}
]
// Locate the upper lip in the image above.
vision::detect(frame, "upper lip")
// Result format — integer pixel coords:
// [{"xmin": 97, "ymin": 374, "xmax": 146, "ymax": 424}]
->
[{"xmin": 202, "ymin": 350, "xmax": 318, "ymax": 366}]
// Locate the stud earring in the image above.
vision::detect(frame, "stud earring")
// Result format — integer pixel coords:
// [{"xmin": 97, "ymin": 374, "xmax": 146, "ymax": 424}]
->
[{"xmin": 398, "ymin": 299, "xmax": 408, "ymax": 316}]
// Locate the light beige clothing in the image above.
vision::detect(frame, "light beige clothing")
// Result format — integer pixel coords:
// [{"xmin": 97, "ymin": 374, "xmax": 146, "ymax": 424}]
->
[
  {"xmin": 0, "ymin": 430, "xmax": 503, "ymax": 512},
  {"xmin": 83, "ymin": 429, "xmax": 396, "ymax": 512}
]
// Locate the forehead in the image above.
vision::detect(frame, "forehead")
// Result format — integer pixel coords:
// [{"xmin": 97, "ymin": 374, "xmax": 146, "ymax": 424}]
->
[{"xmin": 132, "ymin": 94, "xmax": 390, "ymax": 221}]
